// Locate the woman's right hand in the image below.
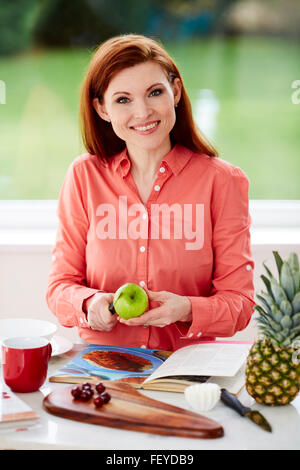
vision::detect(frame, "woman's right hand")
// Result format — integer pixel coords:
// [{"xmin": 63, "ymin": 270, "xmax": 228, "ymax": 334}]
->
[{"xmin": 84, "ymin": 292, "xmax": 118, "ymax": 332}]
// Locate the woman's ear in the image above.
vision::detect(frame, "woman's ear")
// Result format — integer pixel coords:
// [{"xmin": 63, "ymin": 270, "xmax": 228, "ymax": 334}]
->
[
  {"xmin": 92, "ymin": 98, "xmax": 110, "ymax": 122},
  {"xmin": 173, "ymin": 78, "xmax": 182, "ymax": 107}
]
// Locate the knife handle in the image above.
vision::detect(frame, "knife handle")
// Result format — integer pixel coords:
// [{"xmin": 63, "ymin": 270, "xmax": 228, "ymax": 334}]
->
[
  {"xmin": 108, "ymin": 302, "xmax": 115, "ymax": 314},
  {"xmin": 220, "ymin": 388, "xmax": 250, "ymax": 417}
]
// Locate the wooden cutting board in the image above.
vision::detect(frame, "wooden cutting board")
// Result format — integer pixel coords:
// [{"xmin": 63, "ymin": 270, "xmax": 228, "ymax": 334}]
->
[{"xmin": 43, "ymin": 381, "xmax": 224, "ymax": 439}]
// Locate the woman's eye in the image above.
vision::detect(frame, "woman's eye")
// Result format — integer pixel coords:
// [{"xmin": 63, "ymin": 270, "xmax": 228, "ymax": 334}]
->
[
  {"xmin": 149, "ymin": 88, "xmax": 163, "ymax": 97},
  {"xmin": 116, "ymin": 96, "xmax": 129, "ymax": 104},
  {"xmin": 116, "ymin": 88, "xmax": 163, "ymax": 103}
]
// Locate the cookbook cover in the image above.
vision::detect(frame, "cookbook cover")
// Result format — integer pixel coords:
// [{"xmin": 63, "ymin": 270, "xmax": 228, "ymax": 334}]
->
[{"xmin": 49, "ymin": 344, "xmax": 172, "ymax": 384}]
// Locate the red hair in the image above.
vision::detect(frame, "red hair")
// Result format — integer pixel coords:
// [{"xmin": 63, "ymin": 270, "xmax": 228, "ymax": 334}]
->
[{"xmin": 79, "ymin": 34, "xmax": 218, "ymax": 160}]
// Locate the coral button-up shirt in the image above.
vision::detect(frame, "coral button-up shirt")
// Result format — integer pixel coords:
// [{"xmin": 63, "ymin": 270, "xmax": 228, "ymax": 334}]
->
[{"xmin": 46, "ymin": 144, "xmax": 255, "ymax": 351}]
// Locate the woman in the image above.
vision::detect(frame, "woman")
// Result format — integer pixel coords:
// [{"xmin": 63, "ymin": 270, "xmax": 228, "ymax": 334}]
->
[{"xmin": 46, "ymin": 34, "xmax": 255, "ymax": 350}]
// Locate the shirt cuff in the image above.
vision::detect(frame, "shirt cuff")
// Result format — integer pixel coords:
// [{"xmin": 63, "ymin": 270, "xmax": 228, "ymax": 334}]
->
[
  {"xmin": 175, "ymin": 296, "xmax": 212, "ymax": 339},
  {"xmin": 74, "ymin": 287, "xmax": 103, "ymax": 328}
]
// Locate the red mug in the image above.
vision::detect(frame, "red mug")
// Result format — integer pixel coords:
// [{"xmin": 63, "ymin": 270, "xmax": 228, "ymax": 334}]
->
[{"xmin": 2, "ymin": 336, "xmax": 52, "ymax": 393}]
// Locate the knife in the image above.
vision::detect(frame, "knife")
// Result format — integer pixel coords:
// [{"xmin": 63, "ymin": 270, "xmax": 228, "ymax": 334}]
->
[
  {"xmin": 220, "ymin": 388, "xmax": 272, "ymax": 432},
  {"xmin": 108, "ymin": 302, "xmax": 115, "ymax": 314}
]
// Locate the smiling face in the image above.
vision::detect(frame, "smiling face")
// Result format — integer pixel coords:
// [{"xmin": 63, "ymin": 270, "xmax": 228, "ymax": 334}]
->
[{"xmin": 93, "ymin": 61, "xmax": 182, "ymax": 155}]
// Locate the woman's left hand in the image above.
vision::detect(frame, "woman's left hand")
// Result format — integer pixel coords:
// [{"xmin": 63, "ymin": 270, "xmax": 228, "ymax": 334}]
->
[{"xmin": 118, "ymin": 290, "xmax": 192, "ymax": 328}]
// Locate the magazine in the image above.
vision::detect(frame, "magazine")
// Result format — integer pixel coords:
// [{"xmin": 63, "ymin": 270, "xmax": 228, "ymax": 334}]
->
[
  {"xmin": 49, "ymin": 341, "xmax": 252, "ymax": 395},
  {"xmin": 0, "ymin": 383, "xmax": 39, "ymax": 430}
]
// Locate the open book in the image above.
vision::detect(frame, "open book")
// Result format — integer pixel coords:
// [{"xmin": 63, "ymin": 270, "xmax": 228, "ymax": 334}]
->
[
  {"xmin": 50, "ymin": 341, "xmax": 252, "ymax": 395},
  {"xmin": 140, "ymin": 341, "xmax": 252, "ymax": 395}
]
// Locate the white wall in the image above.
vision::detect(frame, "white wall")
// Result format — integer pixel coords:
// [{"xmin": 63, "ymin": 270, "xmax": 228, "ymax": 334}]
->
[
  {"xmin": 1, "ymin": 242, "xmax": 299, "ymax": 344},
  {"xmin": 0, "ymin": 247, "xmax": 77, "ymax": 342}
]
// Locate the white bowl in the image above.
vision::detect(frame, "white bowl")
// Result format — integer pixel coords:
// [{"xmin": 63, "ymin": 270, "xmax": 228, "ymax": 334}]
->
[{"xmin": 0, "ymin": 318, "xmax": 58, "ymax": 343}]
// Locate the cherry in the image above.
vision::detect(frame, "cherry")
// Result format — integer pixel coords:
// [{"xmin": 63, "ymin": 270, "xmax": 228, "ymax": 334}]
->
[
  {"xmin": 82, "ymin": 382, "xmax": 92, "ymax": 390},
  {"xmin": 100, "ymin": 392, "xmax": 111, "ymax": 404},
  {"xmin": 95, "ymin": 382, "xmax": 106, "ymax": 394},
  {"xmin": 71, "ymin": 382, "xmax": 111, "ymax": 407},
  {"xmin": 80, "ymin": 391, "xmax": 92, "ymax": 402},
  {"xmin": 94, "ymin": 395, "xmax": 104, "ymax": 408},
  {"xmin": 71, "ymin": 386, "xmax": 82, "ymax": 399}
]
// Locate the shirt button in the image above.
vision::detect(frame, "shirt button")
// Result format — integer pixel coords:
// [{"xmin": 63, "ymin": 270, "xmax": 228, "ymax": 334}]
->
[
  {"xmin": 139, "ymin": 280, "xmax": 146, "ymax": 287},
  {"xmin": 154, "ymin": 185, "xmax": 160, "ymax": 191},
  {"xmin": 246, "ymin": 264, "xmax": 252, "ymax": 271},
  {"xmin": 141, "ymin": 345, "xmax": 147, "ymax": 348},
  {"xmin": 142, "ymin": 212, "xmax": 147, "ymax": 220},
  {"xmin": 188, "ymin": 333, "xmax": 194, "ymax": 338},
  {"xmin": 159, "ymin": 167, "xmax": 165, "ymax": 173},
  {"xmin": 140, "ymin": 246, "xmax": 146, "ymax": 253},
  {"xmin": 79, "ymin": 317, "xmax": 84, "ymax": 324},
  {"xmin": 197, "ymin": 332, "xmax": 202, "ymax": 338}
]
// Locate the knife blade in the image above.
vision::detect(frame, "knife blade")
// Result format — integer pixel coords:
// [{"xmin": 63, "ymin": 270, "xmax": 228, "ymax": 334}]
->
[{"xmin": 220, "ymin": 388, "xmax": 272, "ymax": 432}]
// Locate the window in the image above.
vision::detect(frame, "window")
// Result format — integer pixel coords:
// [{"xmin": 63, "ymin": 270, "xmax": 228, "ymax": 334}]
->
[{"xmin": 1, "ymin": 37, "xmax": 299, "ymax": 200}]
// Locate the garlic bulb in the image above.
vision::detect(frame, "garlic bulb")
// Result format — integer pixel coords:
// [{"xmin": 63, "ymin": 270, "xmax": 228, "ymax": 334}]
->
[{"xmin": 184, "ymin": 383, "xmax": 221, "ymax": 412}]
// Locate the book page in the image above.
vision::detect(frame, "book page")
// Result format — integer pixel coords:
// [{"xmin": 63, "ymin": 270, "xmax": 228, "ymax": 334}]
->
[{"xmin": 143, "ymin": 342, "xmax": 251, "ymax": 383}]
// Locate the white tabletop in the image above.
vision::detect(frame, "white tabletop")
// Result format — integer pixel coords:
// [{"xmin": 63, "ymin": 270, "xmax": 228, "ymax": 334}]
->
[{"xmin": 1, "ymin": 343, "xmax": 300, "ymax": 450}]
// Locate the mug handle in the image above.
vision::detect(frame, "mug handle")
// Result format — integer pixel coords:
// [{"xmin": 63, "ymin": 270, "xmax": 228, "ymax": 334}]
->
[{"xmin": 47, "ymin": 342, "xmax": 52, "ymax": 361}]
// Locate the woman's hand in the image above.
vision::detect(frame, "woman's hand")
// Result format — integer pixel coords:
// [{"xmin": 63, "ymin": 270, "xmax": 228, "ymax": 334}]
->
[
  {"xmin": 84, "ymin": 292, "xmax": 118, "ymax": 332},
  {"xmin": 118, "ymin": 290, "xmax": 192, "ymax": 328}
]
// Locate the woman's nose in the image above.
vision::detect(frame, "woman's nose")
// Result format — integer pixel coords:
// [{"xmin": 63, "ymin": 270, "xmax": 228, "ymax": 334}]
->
[{"xmin": 133, "ymin": 99, "xmax": 152, "ymax": 120}]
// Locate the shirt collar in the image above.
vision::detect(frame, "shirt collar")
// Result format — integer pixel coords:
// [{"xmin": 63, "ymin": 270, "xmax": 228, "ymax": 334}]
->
[
  {"xmin": 110, "ymin": 144, "xmax": 194, "ymax": 177},
  {"xmin": 110, "ymin": 147, "xmax": 131, "ymax": 177},
  {"xmin": 161, "ymin": 144, "xmax": 194, "ymax": 176}
]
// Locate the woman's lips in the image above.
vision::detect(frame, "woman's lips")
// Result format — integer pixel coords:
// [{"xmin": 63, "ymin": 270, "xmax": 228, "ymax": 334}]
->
[{"xmin": 131, "ymin": 120, "xmax": 160, "ymax": 134}]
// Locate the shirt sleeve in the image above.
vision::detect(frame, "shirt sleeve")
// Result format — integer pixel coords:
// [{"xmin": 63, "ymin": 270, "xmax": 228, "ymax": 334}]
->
[
  {"xmin": 176, "ymin": 166, "xmax": 255, "ymax": 339},
  {"xmin": 45, "ymin": 161, "xmax": 101, "ymax": 328}
]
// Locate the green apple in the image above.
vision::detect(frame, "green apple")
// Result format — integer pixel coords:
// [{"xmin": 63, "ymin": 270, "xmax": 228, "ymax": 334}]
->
[{"xmin": 113, "ymin": 283, "xmax": 148, "ymax": 319}]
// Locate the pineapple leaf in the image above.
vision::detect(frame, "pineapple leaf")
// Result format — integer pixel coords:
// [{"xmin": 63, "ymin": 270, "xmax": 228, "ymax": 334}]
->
[
  {"xmin": 266, "ymin": 316, "xmax": 283, "ymax": 333},
  {"xmin": 280, "ymin": 261, "xmax": 295, "ymax": 302},
  {"xmin": 254, "ymin": 306, "xmax": 281, "ymax": 333},
  {"xmin": 273, "ymin": 251, "xmax": 283, "ymax": 277},
  {"xmin": 256, "ymin": 294, "xmax": 272, "ymax": 314},
  {"xmin": 291, "ymin": 335, "xmax": 300, "ymax": 346},
  {"xmin": 261, "ymin": 275, "xmax": 275, "ymax": 300},
  {"xmin": 288, "ymin": 252, "xmax": 299, "ymax": 272},
  {"xmin": 274, "ymin": 332, "xmax": 285, "ymax": 343},
  {"xmin": 280, "ymin": 315, "xmax": 293, "ymax": 329},
  {"xmin": 292, "ymin": 312, "xmax": 300, "ymax": 327},
  {"xmin": 280, "ymin": 299, "xmax": 293, "ymax": 316},
  {"xmin": 270, "ymin": 304, "xmax": 284, "ymax": 323},
  {"xmin": 288, "ymin": 253, "xmax": 300, "ymax": 293},
  {"xmin": 291, "ymin": 325, "xmax": 300, "ymax": 336},
  {"xmin": 282, "ymin": 337, "xmax": 292, "ymax": 347},
  {"xmin": 254, "ymin": 305, "xmax": 269, "ymax": 318},
  {"xmin": 288, "ymin": 252, "xmax": 300, "ymax": 270},
  {"xmin": 266, "ymin": 333, "xmax": 280, "ymax": 345},
  {"xmin": 257, "ymin": 327, "xmax": 272, "ymax": 337},
  {"xmin": 263, "ymin": 262, "xmax": 276, "ymax": 281},
  {"xmin": 270, "ymin": 277, "xmax": 288, "ymax": 307},
  {"xmin": 255, "ymin": 317, "xmax": 270, "ymax": 327},
  {"xmin": 292, "ymin": 292, "xmax": 300, "ymax": 313},
  {"xmin": 258, "ymin": 291, "xmax": 276, "ymax": 306},
  {"xmin": 280, "ymin": 328, "xmax": 291, "ymax": 338}
]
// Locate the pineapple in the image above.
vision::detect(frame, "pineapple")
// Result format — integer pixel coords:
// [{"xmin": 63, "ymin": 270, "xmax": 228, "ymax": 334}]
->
[{"xmin": 246, "ymin": 251, "xmax": 300, "ymax": 406}]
